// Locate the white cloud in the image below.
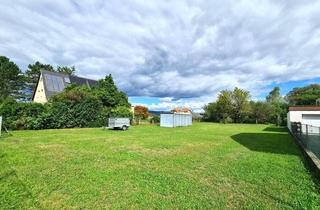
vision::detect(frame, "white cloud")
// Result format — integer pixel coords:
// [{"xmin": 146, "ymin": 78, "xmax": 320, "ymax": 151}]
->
[{"xmin": 1, "ymin": 0, "xmax": 320, "ymax": 110}]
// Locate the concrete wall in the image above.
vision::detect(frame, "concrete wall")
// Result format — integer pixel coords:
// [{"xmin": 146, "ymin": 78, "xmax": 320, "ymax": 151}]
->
[{"xmin": 33, "ymin": 74, "xmax": 48, "ymax": 103}]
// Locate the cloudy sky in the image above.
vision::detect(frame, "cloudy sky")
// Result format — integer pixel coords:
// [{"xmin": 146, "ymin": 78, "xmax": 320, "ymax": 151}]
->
[{"xmin": 1, "ymin": 0, "xmax": 320, "ymax": 111}]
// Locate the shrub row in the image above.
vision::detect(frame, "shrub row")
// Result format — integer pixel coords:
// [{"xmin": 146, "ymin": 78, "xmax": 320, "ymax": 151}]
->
[{"xmin": 0, "ymin": 85, "xmax": 132, "ymax": 130}]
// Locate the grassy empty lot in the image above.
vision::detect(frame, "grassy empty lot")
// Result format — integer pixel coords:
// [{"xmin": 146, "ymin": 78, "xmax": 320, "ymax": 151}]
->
[{"xmin": 1, "ymin": 123, "xmax": 319, "ymax": 209}]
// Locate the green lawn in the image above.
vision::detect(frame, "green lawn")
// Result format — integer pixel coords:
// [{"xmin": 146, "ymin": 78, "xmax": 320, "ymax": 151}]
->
[{"xmin": 0, "ymin": 123, "xmax": 319, "ymax": 209}]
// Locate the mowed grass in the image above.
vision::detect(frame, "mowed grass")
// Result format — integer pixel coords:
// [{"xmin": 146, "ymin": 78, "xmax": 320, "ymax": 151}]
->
[{"xmin": 0, "ymin": 123, "xmax": 319, "ymax": 209}]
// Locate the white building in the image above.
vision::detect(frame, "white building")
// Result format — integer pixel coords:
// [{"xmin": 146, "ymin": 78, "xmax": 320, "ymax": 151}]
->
[
  {"xmin": 287, "ymin": 106, "xmax": 320, "ymax": 131},
  {"xmin": 160, "ymin": 113, "xmax": 192, "ymax": 128}
]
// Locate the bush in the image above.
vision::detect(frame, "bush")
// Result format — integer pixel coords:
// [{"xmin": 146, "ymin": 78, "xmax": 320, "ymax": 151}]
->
[
  {"xmin": 220, "ymin": 116, "xmax": 233, "ymax": 124},
  {"xmin": 110, "ymin": 106, "xmax": 132, "ymax": 118},
  {"xmin": 0, "ymin": 74, "xmax": 132, "ymax": 130},
  {"xmin": 36, "ymin": 87, "xmax": 105, "ymax": 129},
  {"xmin": 149, "ymin": 116, "xmax": 160, "ymax": 124},
  {"xmin": 0, "ymin": 97, "xmax": 45, "ymax": 130}
]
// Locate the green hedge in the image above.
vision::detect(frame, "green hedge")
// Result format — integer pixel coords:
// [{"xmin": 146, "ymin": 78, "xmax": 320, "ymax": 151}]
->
[
  {"xmin": 0, "ymin": 98, "xmax": 45, "ymax": 130},
  {"xmin": 0, "ymin": 85, "xmax": 132, "ymax": 130}
]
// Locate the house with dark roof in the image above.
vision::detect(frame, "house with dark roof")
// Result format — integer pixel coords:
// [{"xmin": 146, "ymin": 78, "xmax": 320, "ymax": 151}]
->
[{"xmin": 32, "ymin": 70, "xmax": 98, "ymax": 103}]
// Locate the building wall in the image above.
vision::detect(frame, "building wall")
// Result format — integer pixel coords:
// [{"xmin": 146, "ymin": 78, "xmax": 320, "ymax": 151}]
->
[
  {"xmin": 287, "ymin": 111, "xmax": 320, "ymax": 130},
  {"xmin": 33, "ymin": 74, "xmax": 48, "ymax": 103}
]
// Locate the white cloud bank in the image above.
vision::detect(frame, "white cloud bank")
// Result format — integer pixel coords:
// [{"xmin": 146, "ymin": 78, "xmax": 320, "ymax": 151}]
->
[{"xmin": 1, "ymin": 0, "xmax": 320, "ymax": 110}]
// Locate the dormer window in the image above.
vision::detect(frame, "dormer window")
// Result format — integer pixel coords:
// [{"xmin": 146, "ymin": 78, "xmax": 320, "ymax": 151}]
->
[{"xmin": 64, "ymin": 77, "xmax": 71, "ymax": 83}]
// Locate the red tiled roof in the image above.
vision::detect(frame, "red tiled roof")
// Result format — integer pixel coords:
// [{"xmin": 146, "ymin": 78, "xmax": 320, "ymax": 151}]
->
[{"xmin": 171, "ymin": 107, "xmax": 191, "ymax": 113}]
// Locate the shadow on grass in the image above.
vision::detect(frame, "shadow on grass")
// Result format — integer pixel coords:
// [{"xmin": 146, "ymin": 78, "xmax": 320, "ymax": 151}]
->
[
  {"xmin": 231, "ymin": 132, "xmax": 299, "ymax": 156},
  {"xmin": 263, "ymin": 126, "xmax": 287, "ymax": 133},
  {"xmin": 232, "ymin": 130, "xmax": 320, "ymax": 192}
]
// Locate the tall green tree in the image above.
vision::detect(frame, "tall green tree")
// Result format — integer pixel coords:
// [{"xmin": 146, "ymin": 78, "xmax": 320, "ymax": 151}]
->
[
  {"xmin": 266, "ymin": 86, "xmax": 282, "ymax": 103},
  {"xmin": 57, "ymin": 66, "xmax": 76, "ymax": 75},
  {"xmin": 216, "ymin": 90, "xmax": 233, "ymax": 122},
  {"xmin": 286, "ymin": 84, "xmax": 320, "ymax": 105},
  {"xmin": 250, "ymin": 101, "xmax": 273, "ymax": 124},
  {"xmin": 232, "ymin": 87, "xmax": 250, "ymax": 123},
  {"xmin": 0, "ymin": 56, "xmax": 24, "ymax": 101},
  {"xmin": 26, "ymin": 61, "xmax": 54, "ymax": 83},
  {"xmin": 93, "ymin": 74, "xmax": 130, "ymax": 108},
  {"xmin": 266, "ymin": 87, "xmax": 287, "ymax": 126},
  {"xmin": 25, "ymin": 61, "xmax": 55, "ymax": 100},
  {"xmin": 203, "ymin": 102, "xmax": 219, "ymax": 121},
  {"xmin": 215, "ymin": 87, "xmax": 250, "ymax": 123}
]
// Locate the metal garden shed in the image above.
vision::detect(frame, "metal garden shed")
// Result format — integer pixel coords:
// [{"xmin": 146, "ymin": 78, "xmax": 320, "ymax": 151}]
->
[{"xmin": 160, "ymin": 113, "xmax": 192, "ymax": 127}]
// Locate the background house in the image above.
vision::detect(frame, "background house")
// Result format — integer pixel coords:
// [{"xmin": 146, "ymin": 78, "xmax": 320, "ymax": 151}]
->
[
  {"xmin": 32, "ymin": 70, "xmax": 97, "ymax": 103},
  {"xmin": 171, "ymin": 107, "xmax": 192, "ymax": 114}
]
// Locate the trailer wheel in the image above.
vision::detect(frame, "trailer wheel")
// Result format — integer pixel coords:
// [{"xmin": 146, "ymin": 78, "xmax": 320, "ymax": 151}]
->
[{"xmin": 122, "ymin": 125, "xmax": 128, "ymax": 131}]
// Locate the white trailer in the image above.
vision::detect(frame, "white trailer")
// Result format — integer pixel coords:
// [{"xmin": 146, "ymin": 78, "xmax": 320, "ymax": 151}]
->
[
  {"xmin": 108, "ymin": 118, "xmax": 130, "ymax": 130},
  {"xmin": 160, "ymin": 113, "xmax": 192, "ymax": 128}
]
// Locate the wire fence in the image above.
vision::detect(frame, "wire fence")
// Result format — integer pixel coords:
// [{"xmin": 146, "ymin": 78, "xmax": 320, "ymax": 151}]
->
[{"xmin": 291, "ymin": 122, "xmax": 320, "ymax": 160}]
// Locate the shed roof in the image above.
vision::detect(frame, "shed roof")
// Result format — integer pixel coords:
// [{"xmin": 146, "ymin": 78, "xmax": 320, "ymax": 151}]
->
[{"xmin": 289, "ymin": 106, "xmax": 320, "ymax": 111}]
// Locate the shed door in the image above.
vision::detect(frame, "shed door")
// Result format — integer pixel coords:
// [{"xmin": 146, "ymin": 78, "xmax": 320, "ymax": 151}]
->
[{"xmin": 302, "ymin": 114, "xmax": 320, "ymax": 127}]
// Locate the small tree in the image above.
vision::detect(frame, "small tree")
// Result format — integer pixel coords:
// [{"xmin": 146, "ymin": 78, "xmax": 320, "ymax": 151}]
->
[
  {"xmin": 149, "ymin": 116, "xmax": 160, "ymax": 124},
  {"xmin": 134, "ymin": 105, "xmax": 148, "ymax": 124}
]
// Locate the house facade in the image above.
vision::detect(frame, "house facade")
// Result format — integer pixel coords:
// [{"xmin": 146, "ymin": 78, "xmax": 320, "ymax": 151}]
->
[
  {"xmin": 32, "ymin": 70, "xmax": 97, "ymax": 103},
  {"xmin": 287, "ymin": 106, "xmax": 320, "ymax": 130}
]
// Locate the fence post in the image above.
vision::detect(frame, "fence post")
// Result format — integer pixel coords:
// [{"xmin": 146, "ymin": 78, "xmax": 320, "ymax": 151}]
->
[{"xmin": 306, "ymin": 124, "xmax": 308, "ymax": 136}]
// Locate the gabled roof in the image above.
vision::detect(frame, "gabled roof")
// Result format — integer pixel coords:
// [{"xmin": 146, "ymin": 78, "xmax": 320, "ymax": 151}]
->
[{"xmin": 32, "ymin": 70, "xmax": 98, "ymax": 101}]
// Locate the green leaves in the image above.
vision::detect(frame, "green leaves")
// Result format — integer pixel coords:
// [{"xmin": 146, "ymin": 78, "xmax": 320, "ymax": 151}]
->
[
  {"xmin": 0, "ymin": 73, "xmax": 131, "ymax": 130},
  {"xmin": 204, "ymin": 87, "xmax": 288, "ymax": 125},
  {"xmin": 215, "ymin": 87, "xmax": 251, "ymax": 123},
  {"xmin": 0, "ymin": 56, "xmax": 24, "ymax": 101},
  {"xmin": 93, "ymin": 74, "xmax": 130, "ymax": 108},
  {"xmin": 286, "ymin": 84, "xmax": 320, "ymax": 105},
  {"xmin": 56, "ymin": 66, "xmax": 75, "ymax": 75}
]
